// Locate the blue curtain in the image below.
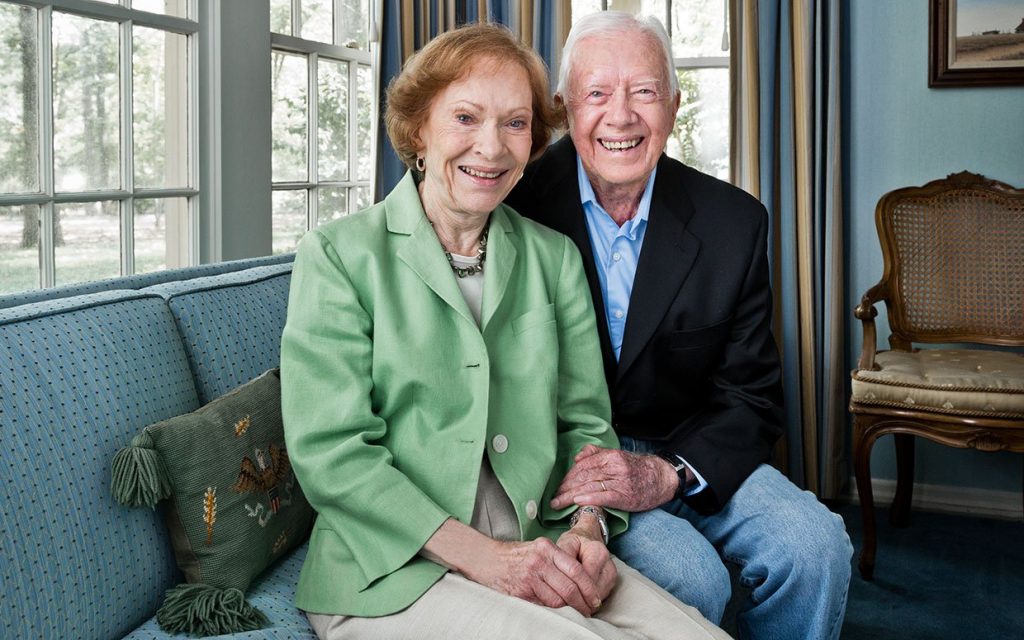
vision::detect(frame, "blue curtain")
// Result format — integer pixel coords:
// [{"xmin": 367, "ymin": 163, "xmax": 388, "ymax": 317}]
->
[{"xmin": 734, "ymin": 0, "xmax": 845, "ymax": 497}]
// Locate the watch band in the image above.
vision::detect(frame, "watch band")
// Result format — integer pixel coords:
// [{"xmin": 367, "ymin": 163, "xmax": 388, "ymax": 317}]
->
[
  {"xmin": 656, "ymin": 450, "xmax": 695, "ymax": 498},
  {"xmin": 569, "ymin": 505, "xmax": 609, "ymax": 545}
]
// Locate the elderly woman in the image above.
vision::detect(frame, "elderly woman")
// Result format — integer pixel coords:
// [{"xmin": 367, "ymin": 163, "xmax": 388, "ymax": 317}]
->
[{"xmin": 280, "ymin": 23, "xmax": 727, "ymax": 640}]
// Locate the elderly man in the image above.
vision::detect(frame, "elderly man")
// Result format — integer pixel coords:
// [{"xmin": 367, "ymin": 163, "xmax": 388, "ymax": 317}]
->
[{"xmin": 506, "ymin": 11, "xmax": 851, "ymax": 640}]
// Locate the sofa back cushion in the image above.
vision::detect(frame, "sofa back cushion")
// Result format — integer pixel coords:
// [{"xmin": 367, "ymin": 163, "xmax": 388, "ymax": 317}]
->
[
  {"xmin": 0, "ymin": 254, "xmax": 295, "ymax": 310},
  {"xmin": 0, "ymin": 291, "xmax": 200, "ymax": 639},
  {"xmin": 145, "ymin": 263, "xmax": 293, "ymax": 404}
]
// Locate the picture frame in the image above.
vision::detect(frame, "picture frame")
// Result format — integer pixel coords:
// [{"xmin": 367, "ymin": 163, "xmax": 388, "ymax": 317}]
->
[{"xmin": 929, "ymin": 0, "xmax": 1024, "ymax": 87}]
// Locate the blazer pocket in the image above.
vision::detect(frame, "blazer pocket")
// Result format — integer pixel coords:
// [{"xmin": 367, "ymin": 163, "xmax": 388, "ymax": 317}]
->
[
  {"xmin": 512, "ymin": 303, "xmax": 556, "ymax": 335},
  {"xmin": 668, "ymin": 319, "xmax": 731, "ymax": 350},
  {"xmin": 667, "ymin": 320, "xmax": 731, "ymax": 379}
]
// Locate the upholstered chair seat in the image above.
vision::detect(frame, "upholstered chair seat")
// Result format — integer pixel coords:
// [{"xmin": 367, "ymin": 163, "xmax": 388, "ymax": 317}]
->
[{"xmin": 851, "ymin": 349, "xmax": 1024, "ymax": 418}]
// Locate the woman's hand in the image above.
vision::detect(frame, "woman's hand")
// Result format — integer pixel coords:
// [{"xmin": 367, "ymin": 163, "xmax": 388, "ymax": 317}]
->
[
  {"xmin": 481, "ymin": 537, "xmax": 606, "ymax": 616},
  {"xmin": 421, "ymin": 518, "xmax": 605, "ymax": 616},
  {"xmin": 555, "ymin": 525, "xmax": 617, "ymax": 605}
]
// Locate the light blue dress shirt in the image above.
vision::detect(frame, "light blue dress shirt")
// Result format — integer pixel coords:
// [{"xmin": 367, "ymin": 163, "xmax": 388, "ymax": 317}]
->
[
  {"xmin": 577, "ymin": 156, "xmax": 654, "ymax": 362},
  {"xmin": 577, "ymin": 157, "xmax": 708, "ymax": 496}
]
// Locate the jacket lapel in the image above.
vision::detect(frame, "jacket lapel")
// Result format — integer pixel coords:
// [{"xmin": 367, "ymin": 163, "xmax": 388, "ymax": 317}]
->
[
  {"xmin": 480, "ymin": 206, "xmax": 516, "ymax": 331},
  {"xmin": 616, "ymin": 157, "xmax": 700, "ymax": 381},
  {"xmin": 389, "ymin": 173, "xmax": 475, "ymax": 325}
]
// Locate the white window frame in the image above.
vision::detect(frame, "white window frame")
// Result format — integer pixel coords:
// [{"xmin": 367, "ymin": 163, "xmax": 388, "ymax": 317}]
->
[
  {"xmin": 271, "ymin": 0, "xmax": 379, "ymax": 238},
  {"xmin": 0, "ymin": 0, "xmax": 200, "ymax": 289}
]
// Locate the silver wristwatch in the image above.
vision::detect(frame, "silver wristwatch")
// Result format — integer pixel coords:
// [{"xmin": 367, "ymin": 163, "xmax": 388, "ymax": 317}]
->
[{"xmin": 569, "ymin": 505, "xmax": 609, "ymax": 545}]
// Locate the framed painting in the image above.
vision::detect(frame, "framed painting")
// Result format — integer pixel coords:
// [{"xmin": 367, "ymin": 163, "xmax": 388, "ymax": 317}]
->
[{"xmin": 929, "ymin": 0, "xmax": 1024, "ymax": 87}]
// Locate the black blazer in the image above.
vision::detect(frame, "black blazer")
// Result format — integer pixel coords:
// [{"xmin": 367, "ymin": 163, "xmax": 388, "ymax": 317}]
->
[{"xmin": 507, "ymin": 136, "xmax": 784, "ymax": 514}]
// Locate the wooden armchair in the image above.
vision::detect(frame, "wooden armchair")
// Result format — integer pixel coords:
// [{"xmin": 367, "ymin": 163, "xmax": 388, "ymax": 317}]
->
[{"xmin": 850, "ymin": 171, "xmax": 1024, "ymax": 580}]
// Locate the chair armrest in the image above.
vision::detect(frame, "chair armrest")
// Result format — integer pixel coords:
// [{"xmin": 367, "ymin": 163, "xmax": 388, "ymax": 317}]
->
[{"xmin": 854, "ymin": 282, "xmax": 887, "ymax": 371}]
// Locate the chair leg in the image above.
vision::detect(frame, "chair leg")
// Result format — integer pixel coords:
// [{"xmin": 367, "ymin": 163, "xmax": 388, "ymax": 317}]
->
[
  {"xmin": 853, "ymin": 417, "xmax": 877, "ymax": 580},
  {"xmin": 890, "ymin": 433, "xmax": 915, "ymax": 527}
]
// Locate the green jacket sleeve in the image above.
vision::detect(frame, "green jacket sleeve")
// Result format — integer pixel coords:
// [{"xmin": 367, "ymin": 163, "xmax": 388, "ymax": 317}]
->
[
  {"xmin": 541, "ymin": 235, "xmax": 628, "ymax": 537},
  {"xmin": 281, "ymin": 230, "xmax": 450, "ymax": 591}
]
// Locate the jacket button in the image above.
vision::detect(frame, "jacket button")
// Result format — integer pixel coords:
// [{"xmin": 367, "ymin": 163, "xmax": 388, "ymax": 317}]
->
[
  {"xmin": 525, "ymin": 500, "xmax": 538, "ymax": 520},
  {"xmin": 491, "ymin": 434, "xmax": 509, "ymax": 454}
]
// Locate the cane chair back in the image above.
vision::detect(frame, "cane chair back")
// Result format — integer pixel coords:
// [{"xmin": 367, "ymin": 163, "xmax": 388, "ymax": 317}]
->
[{"xmin": 879, "ymin": 172, "xmax": 1024, "ymax": 347}]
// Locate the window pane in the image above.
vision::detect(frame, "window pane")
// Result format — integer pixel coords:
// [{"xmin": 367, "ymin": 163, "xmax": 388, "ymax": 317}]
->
[
  {"xmin": 53, "ymin": 13, "xmax": 120, "ymax": 192},
  {"xmin": 134, "ymin": 27, "xmax": 188, "ymax": 189},
  {"xmin": 318, "ymin": 59, "xmax": 349, "ymax": 181},
  {"xmin": 54, "ymin": 201, "xmax": 120, "ymax": 285},
  {"xmin": 317, "ymin": 186, "xmax": 347, "ymax": 225},
  {"xmin": 135, "ymin": 197, "xmax": 187, "ymax": 274},
  {"xmin": 273, "ymin": 190, "xmax": 306, "ymax": 255},
  {"xmin": 571, "ymin": 0, "xmax": 604, "ymax": 22},
  {"xmin": 132, "ymin": 0, "xmax": 188, "ymax": 18},
  {"xmin": 270, "ymin": 0, "xmax": 291, "ymax": 35},
  {"xmin": 338, "ymin": 0, "xmax": 370, "ymax": 49},
  {"xmin": 668, "ymin": 67, "xmax": 729, "ymax": 180},
  {"xmin": 300, "ymin": 0, "xmax": 332, "ymax": 44},
  {"xmin": 272, "ymin": 51, "xmax": 308, "ymax": 183},
  {"xmin": 0, "ymin": 205, "xmax": 41, "ymax": 294},
  {"xmin": 356, "ymin": 65, "xmax": 373, "ymax": 181},
  {"xmin": 0, "ymin": 3, "xmax": 40, "ymax": 194},
  {"xmin": 354, "ymin": 185, "xmax": 371, "ymax": 211},
  {"xmin": 670, "ymin": 0, "xmax": 728, "ymax": 58}
]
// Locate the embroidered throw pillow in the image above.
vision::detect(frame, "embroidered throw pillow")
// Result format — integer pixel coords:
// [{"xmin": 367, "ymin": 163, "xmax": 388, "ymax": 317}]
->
[{"xmin": 111, "ymin": 368, "xmax": 314, "ymax": 635}]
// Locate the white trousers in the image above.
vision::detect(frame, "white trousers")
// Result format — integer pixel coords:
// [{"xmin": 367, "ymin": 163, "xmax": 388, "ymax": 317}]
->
[{"xmin": 307, "ymin": 459, "xmax": 730, "ymax": 640}]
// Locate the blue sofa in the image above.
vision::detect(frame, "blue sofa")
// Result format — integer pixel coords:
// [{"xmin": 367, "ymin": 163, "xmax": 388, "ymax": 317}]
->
[{"xmin": 0, "ymin": 255, "xmax": 317, "ymax": 639}]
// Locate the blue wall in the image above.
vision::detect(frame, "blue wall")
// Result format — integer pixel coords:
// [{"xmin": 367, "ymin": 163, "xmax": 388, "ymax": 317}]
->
[{"xmin": 843, "ymin": 2, "xmax": 1024, "ymax": 492}]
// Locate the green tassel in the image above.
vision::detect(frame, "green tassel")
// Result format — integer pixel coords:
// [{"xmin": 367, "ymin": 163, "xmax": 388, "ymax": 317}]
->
[
  {"xmin": 110, "ymin": 431, "xmax": 172, "ymax": 508},
  {"xmin": 156, "ymin": 583, "xmax": 268, "ymax": 636}
]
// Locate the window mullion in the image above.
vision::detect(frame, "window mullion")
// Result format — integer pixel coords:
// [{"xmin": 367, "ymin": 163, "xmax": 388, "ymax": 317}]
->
[
  {"xmin": 674, "ymin": 56, "xmax": 729, "ymax": 69},
  {"xmin": 308, "ymin": 52, "xmax": 318, "ymax": 229},
  {"xmin": 187, "ymin": 28, "xmax": 199, "ymax": 265},
  {"xmin": 121, "ymin": 18, "xmax": 135, "ymax": 275},
  {"xmin": 332, "ymin": 0, "xmax": 341, "ymax": 46},
  {"xmin": 368, "ymin": 64, "xmax": 379, "ymax": 199},
  {"xmin": 347, "ymin": 60, "xmax": 358, "ymax": 214},
  {"xmin": 292, "ymin": 0, "xmax": 301, "ymax": 38},
  {"xmin": 39, "ymin": 4, "xmax": 55, "ymax": 288}
]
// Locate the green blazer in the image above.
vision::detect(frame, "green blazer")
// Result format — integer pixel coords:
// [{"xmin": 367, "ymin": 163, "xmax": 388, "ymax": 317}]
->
[{"xmin": 281, "ymin": 173, "xmax": 625, "ymax": 617}]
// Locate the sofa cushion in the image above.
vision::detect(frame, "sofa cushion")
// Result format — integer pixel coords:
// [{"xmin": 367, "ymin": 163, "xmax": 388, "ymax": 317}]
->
[
  {"xmin": 112, "ymin": 368, "xmax": 314, "ymax": 635},
  {"xmin": 0, "ymin": 291, "xmax": 200, "ymax": 639},
  {"xmin": 145, "ymin": 263, "xmax": 293, "ymax": 404},
  {"xmin": 0, "ymin": 254, "xmax": 295, "ymax": 311},
  {"xmin": 123, "ymin": 542, "xmax": 316, "ymax": 639}
]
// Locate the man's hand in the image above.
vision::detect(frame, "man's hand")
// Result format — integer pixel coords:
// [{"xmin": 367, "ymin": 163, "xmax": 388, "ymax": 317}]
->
[{"xmin": 550, "ymin": 445, "xmax": 679, "ymax": 512}]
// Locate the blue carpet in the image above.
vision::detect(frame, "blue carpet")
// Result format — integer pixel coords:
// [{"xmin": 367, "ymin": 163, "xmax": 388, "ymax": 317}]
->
[{"xmin": 834, "ymin": 502, "xmax": 1024, "ymax": 639}]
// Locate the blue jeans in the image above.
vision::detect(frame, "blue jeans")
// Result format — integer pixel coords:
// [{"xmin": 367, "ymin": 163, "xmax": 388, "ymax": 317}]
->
[{"xmin": 610, "ymin": 437, "xmax": 852, "ymax": 640}]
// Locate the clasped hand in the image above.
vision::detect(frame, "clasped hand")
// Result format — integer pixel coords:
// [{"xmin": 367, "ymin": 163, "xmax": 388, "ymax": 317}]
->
[{"xmin": 469, "ymin": 527, "xmax": 615, "ymax": 617}]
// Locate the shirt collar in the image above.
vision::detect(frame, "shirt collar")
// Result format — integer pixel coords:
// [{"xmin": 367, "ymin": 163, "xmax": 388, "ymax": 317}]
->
[{"xmin": 576, "ymin": 155, "xmax": 656, "ymax": 239}]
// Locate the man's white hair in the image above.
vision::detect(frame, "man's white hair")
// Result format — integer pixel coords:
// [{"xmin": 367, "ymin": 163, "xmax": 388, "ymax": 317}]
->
[{"xmin": 556, "ymin": 11, "xmax": 679, "ymax": 99}]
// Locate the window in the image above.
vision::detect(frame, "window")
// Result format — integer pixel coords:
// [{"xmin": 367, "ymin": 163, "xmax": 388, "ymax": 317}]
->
[
  {"xmin": 0, "ymin": 0, "xmax": 198, "ymax": 295},
  {"xmin": 270, "ymin": 0, "xmax": 377, "ymax": 255},
  {"xmin": 571, "ymin": 0, "xmax": 730, "ymax": 180}
]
